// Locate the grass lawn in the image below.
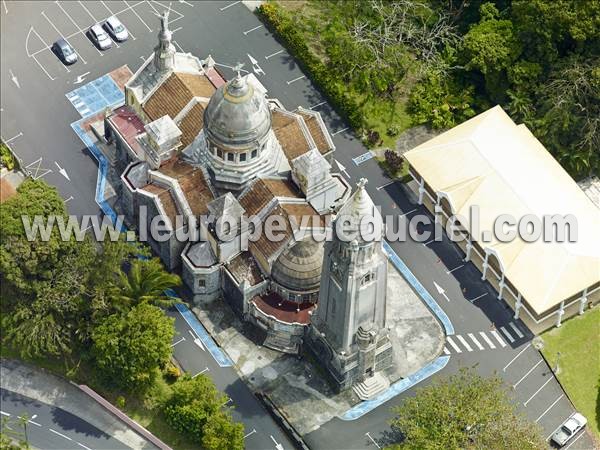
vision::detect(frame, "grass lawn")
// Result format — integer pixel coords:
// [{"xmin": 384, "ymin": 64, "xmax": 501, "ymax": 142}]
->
[{"xmin": 541, "ymin": 307, "xmax": 600, "ymax": 439}]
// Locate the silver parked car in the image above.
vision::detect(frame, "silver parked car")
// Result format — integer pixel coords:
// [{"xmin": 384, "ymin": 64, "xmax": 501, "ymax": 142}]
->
[
  {"xmin": 551, "ymin": 413, "xmax": 587, "ymax": 447},
  {"xmin": 89, "ymin": 24, "xmax": 112, "ymax": 50},
  {"xmin": 104, "ymin": 16, "xmax": 128, "ymax": 42}
]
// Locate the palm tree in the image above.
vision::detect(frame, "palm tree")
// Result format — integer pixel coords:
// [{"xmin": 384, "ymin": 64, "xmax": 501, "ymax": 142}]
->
[{"xmin": 111, "ymin": 258, "xmax": 181, "ymax": 310}]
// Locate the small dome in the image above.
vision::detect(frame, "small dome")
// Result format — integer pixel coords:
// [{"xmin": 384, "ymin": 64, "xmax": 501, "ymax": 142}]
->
[
  {"xmin": 271, "ymin": 239, "xmax": 324, "ymax": 292},
  {"xmin": 203, "ymin": 74, "xmax": 272, "ymax": 151}
]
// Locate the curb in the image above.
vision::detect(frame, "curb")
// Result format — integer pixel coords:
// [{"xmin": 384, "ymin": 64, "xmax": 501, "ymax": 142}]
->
[{"xmin": 72, "ymin": 382, "xmax": 171, "ymax": 450}]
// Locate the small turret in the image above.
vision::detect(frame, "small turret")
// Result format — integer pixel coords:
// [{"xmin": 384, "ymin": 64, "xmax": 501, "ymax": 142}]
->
[{"xmin": 153, "ymin": 10, "xmax": 176, "ymax": 72}]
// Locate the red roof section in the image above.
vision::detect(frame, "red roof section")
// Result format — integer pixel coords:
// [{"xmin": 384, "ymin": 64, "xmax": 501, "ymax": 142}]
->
[
  {"xmin": 109, "ymin": 106, "xmax": 145, "ymax": 157},
  {"xmin": 251, "ymin": 292, "xmax": 315, "ymax": 325},
  {"xmin": 205, "ymin": 67, "xmax": 226, "ymax": 88}
]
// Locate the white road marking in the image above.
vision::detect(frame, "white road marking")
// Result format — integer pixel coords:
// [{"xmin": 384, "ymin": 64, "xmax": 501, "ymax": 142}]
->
[
  {"xmin": 446, "ymin": 264, "xmax": 464, "ymax": 274},
  {"xmin": 243, "ymin": 25, "xmax": 263, "ymax": 35},
  {"xmin": 170, "ymin": 337, "xmax": 185, "ymax": 347},
  {"xmin": 467, "ymin": 333, "xmax": 484, "ymax": 350},
  {"xmin": 332, "ymin": 127, "xmax": 349, "ymax": 136},
  {"xmin": 244, "ymin": 428, "xmax": 256, "ymax": 439},
  {"xmin": 398, "ymin": 208, "xmax": 417, "ymax": 217},
  {"xmin": 193, "ymin": 338, "xmax": 206, "ymax": 351},
  {"xmin": 192, "ymin": 367, "xmax": 209, "ymax": 378},
  {"xmin": 74, "ymin": 71, "xmax": 91, "ymax": 84},
  {"xmin": 49, "ymin": 428, "xmax": 72, "ymax": 440},
  {"xmin": 456, "ymin": 335, "xmax": 473, "ymax": 352},
  {"xmin": 509, "ymin": 322, "xmax": 524, "ymax": 338},
  {"xmin": 563, "ymin": 429, "xmax": 585, "ymax": 449},
  {"xmin": 376, "ymin": 180, "xmax": 396, "ymax": 190},
  {"xmin": 423, "ymin": 238, "xmax": 435, "ymax": 246},
  {"xmin": 513, "ymin": 359, "xmax": 544, "ymax": 389},
  {"xmin": 173, "ymin": 40, "xmax": 184, "ymax": 52},
  {"xmin": 524, "ymin": 377, "xmax": 553, "ymax": 406},
  {"xmin": 221, "ymin": 397, "xmax": 233, "ymax": 407},
  {"xmin": 500, "ymin": 326, "xmax": 515, "ymax": 343},
  {"xmin": 546, "ymin": 413, "xmax": 575, "ymax": 441},
  {"xmin": 9, "ymin": 69, "xmax": 20, "ymax": 88},
  {"xmin": 479, "ymin": 331, "xmax": 496, "ymax": 349},
  {"xmin": 2, "ymin": 0, "xmax": 7, "ymax": 14},
  {"xmin": 4, "ymin": 132, "xmax": 23, "ymax": 144},
  {"xmin": 172, "ymin": 26, "xmax": 182, "ymax": 33},
  {"xmin": 334, "ymin": 159, "xmax": 351, "ymax": 180},
  {"xmin": 26, "ymin": 27, "xmax": 57, "ymax": 80},
  {"xmin": 0, "ymin": 411, "xmax": 10, "ymax": 416},
  {"xmin": 54, "ymin": 161, "xmax": 71, "ymax": 181},
  {"xmin": 446, "ymin": 336, "xmax": 462, "ymax": 353},
  {"xmin": 443, "ymin": 347, "xmax": 450, "ymax": 355},
  {"xmin": 178, "ymin": 0, "xmax": 194, "ymax": 6},
  {"xmin": 77, "ymin": 442, "xmax": 92, "ymax": 450},
  {"xmin": 365, "ymin": 432, "xmax": 381, "ymax": 449},
  {"xmin": 469, "ymin": 292, "xmax": 487, "ymax": 303},
  {"xmin": 28, "ymin": 419, "xmax": 42, "ymax": 427},
  {"xmin": 309, "ymin": 100, "xmax": 326, "ymax": 109},
  {"xmin": 219, "ymin": 1, "xmax": 241, "ymax": 11},
  {"xmin": 265, "ymin": 49, "xmax": 284, "ymax": 60},
  {"xmin": 491, "ymin": 330, "xmax": 507, "ymax": 347},
  {"xmin": 55, "ymin": 1, "xmax": 103, "ymax": 56},
  {"xmin": 433, "ymin": 281, "xmax": 450, "ymax": 302},
  {"xmin": 64, "ymin": 196, "xmax": 74, "ymax": 203},
  {"xmin": 535, "ymin": 394, "xmax": 564, "ymax": 422},
  {"xmin": 286, "ymin": 75, "xmax": 306, "ymax": 85},
  {"xmin": 41, "ymin": 11, "xmax": 87, "ymax": 65},
  {"xmin": 123, "ymin": 0, "xmax": 152, "ymax": 31},
  {"xmin": 502, "ymin": 343, "xmax": 531, "ymax": 372},
  {"xmin": 78, "ymin": 0, "xmax": 98, "ymax": 22}
]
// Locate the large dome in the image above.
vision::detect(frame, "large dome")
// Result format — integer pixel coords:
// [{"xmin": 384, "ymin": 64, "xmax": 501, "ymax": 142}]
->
[
  {"xmin": 203, "ymin": 74, "xmax": 272, "ymax": 151},
  {"xmin": 271, "ymin": 239, "xmax": 324, "ymax": 292}
]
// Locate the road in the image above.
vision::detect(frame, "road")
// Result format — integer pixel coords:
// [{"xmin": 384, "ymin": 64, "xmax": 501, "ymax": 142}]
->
[
  {"xmin": 0, "ymin": 388, "xmax": 130, "ymax": 450},
  {"xmin": 0, "ymin": 1, "xmax": 595, "ymax": 449}
]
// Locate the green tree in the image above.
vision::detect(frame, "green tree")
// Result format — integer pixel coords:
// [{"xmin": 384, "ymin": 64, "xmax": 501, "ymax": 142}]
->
[
  {"xmin": 388, "ymin": 369, "xmax": 545, "ymax": 449},
  {"xmin": 163, "ymin": 375, "xmax": 244, "ymax": 449},
  {"xmin": 110, "ymin": 258, "xmax": 181, "ymax": 311},
  {"xmin": 91, "ymin": 303, "xmax": 174, "ymax": 390}
]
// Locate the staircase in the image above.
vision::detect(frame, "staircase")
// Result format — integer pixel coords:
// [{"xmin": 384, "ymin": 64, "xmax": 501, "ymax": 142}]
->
[{"xmin": 352, "ymin": 372, "xmax": 390, "ymax": 400}]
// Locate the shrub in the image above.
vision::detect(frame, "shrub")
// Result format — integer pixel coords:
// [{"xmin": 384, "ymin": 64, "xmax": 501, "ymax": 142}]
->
[
  {"xmin": 115, "ymin": 396, "xmax": 126, "ymax": 409},
  {"xmin": 384, "ymin": 149, "xmax": 403, "ymax": 175},
  {"xmin": 386, "ymin": 124, "xmax": 401, "ymax": 137},
  {"xmin": 0, "ymin": 142, "xmax": 16, "ymax": 170},
  {"xmin": 165, "ymin": 362, "xmax": 181, "ymax": 382}
]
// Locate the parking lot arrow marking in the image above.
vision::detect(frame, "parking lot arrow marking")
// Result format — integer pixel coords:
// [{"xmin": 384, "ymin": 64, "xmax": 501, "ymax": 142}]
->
[
  {"xmin": 9, "ymin": 70, "xmax": 20, "ymax": 89},
  {"xmin": 335, "ymin": 159, "xmax": 351, "ymax": 180},
  {"xmin": 179, "ymin": 0, "xmax": 194, "ymax": 6},
  {"xmin": 54, "ymin": 161, "xmax": 70, "ymax": 181},
  {"xmin": 74, "ymin": 71, "xmax": 91, "ymax": 85},
  {"xmin": 433, "ymin": 281, "xmax": 450, "ymax": 301}
]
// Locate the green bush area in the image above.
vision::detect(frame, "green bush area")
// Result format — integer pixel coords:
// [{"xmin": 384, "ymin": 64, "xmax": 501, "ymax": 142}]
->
[
  {"xmin": 259, "ymin": 0, "xmax": 600, "ymax": 179},
  {"xmin": 541, "ymin": 308, "xmax": 600, "ymax": 440},
  {"xmin": 0, "ymin": 141, "xmax": 17, "ymax": 170},
  {"xmin": 0, "ymin": 179, "xmax": 243, "ymax": 450}
]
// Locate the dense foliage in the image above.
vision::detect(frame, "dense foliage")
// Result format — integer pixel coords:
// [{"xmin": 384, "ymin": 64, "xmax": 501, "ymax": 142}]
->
[
  {"xmin": 163, "ymin": 376, "xmax": 245, "ymax": 450},
  {"xmin": 260, "ymin": 0, "xmax": 600, "ymax": 179},
  {"xmin": 0, "ymin": 141, "xmax": 17, "ymax": 170},
  {"xmin": 389, "ymin": 369, "xmax": 545, "ymax": 449}
]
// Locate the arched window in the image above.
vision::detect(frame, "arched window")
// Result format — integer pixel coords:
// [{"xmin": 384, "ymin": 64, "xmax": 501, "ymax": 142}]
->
[
  {"xmin": 227, "ymin": 152, "xmax": 234, "ymax": 162},
  {"xmin": 240, "ymin": 152, "xmax": 247, "ymax": 162},
  {"xmin": 251, "ymin": 149, "xmax": 258, "ymax": 159}
]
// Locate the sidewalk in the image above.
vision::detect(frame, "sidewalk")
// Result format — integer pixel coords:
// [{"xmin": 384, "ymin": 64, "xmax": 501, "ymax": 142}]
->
[{"xmin": 0, "ymin": 358, "xmax": 153, "ymax": 449}]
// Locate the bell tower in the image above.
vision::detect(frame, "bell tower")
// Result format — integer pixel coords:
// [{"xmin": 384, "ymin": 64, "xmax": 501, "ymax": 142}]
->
[
  {"xmin": 307, "ymin": 179, "xmax": 393, "ymax": 392},
  {"xmin": 153, "ymin": 10, "xmax": 176, "ymax": 72}
]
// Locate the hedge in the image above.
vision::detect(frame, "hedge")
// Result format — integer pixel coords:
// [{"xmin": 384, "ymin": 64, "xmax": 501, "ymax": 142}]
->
[{"xmin": 257, "ymin": 2, "xmax": 363, "ymax": 131}]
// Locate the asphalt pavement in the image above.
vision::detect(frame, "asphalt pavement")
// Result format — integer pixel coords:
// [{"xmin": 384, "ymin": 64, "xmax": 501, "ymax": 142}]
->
[
  {"xmin": 1, "ymin": 2, "xmax": 595, "ymax": 449},
  {"xmin": 0, "ymin": 388, "xmax": 130, "ymax": 450}
]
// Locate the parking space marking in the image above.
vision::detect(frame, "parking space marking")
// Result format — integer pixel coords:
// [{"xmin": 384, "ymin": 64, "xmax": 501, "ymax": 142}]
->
[
  {"xmin": 244, "ymin": 429, "xmax": 257, "ymax": 439},
  {"xmin": 513, "ymin": 359, "xmax": 544, "ymax": 389},
  {"xmin": 456, "ymin": 335, "xmax": 473, "ymax": 352},
  {"xmin": 377, "ymin": 181, "xmax": 397, "ymax": 190},
  {"xmin": 192, "ymin": 367, "xmax": 209, "ymax": 378},
  {"xmin": 26, "ymin": 28, "xmax": 58, "ymax": 80},
  {"xmin": 41, "ymin": 11, "xmax": 87, "ymax": 64},
  {"xmin": 332, "ymin": 127, "xmax": 349, "ymax": 136},
  {"xmin": 502, "ymin": 343, "xmax": 531, "ymax": 372},
  {"xmin": 524, "ymin": 377, "xmax": 553, "ymax": 406},
  {"xmin": 243, "ymin": 25, "xmax": 263, "ymax": 35},
  {"xmin": 219, "ymin": 1, "xmax": 241, "ymax": 11},
  {"xmin": 509, "ymin": 322, "xmax": 525, "ymax": 338},
  {"xmin": 55, "ymin": 1, "xmax": 103, "ymax": 56},
  {"xmin": 309, "ymin": 100, "xmax": 326, "ymax": 109},
  {"xmin": 123, "ymin": 0, "xmax": 152, "ymax": 31},
  {"xmin": 535, "ymin": 394, "xmax": 564, "ymax": 423},
  {"xmin": 446, "ymin": 336, "xmax": 462, "ymax": 353},
  {"xmin": 78, "ymin": 0, "xmax": 99, "ymax": 22},
  {"xmin": 467, "ymin": 333, "xmax": 484, "ymax": 350},
  {"xmin": 287, "ymin": 75, "xmax": 306, "ymax": 85},
  {"xmin": 479, "ymin": 331, "xmax": 496, "ymax": 349},
  {"xmin": 443, "ymin": 347, "xmax": 450, "ymax": 355},
  {"xmin": 562, "ymin": 430, "xmax": 585, "ymax": 449},
  {"xmin": 4, "ymin": 132, "xmax": 23, "ymax": 144},
  {"xmin": 490, "ymin": 330, "xmax": 507, "ymax": 347},
  {"xmin": 24, "ymin": 158, "xmax": 52, "ymax": 180},
  {"xmin": 469, "ymin": 292, "xmax": 487, "ymax": 303},
  {"xmin": 265, "ymin": 49, "xmax": 284, "ymax": 60},
  {"xmin": 500, "ymin": 326, "xmax": 515, "ymax": 343},
  {"xmin": 49, "ymin": 428, "xmax": 72, "ymax": 441},
  {"xmin": 446, "ymin": 264, "xmax": 464, "ymax": 275}
]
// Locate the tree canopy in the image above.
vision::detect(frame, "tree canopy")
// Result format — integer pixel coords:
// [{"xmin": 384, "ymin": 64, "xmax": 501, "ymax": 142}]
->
[{"xmin": 388, "ymin": 369, "xmax": 545, "ymax": 449}]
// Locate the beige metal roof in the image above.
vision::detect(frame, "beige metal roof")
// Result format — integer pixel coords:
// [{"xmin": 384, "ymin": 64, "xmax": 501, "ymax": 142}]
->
[{"xmin": 405, "ymin": 106, "xmax": 600, "ymax": 315}]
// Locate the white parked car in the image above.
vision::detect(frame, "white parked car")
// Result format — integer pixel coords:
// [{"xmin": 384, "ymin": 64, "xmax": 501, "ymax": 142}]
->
[
  {"xmin": 104, "ymin": 16, "xmax": 128, "ymax": 42},
  {"xmin": 551, "ymin": 413, "xmax": 587, "ymax": 447},
  {"xmin": 89, "ymin": 24, "xmax": 112, "ymax": 50}
]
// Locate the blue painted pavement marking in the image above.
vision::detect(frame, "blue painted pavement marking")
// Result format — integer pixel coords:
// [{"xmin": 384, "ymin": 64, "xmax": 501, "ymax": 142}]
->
[
  {"xmin": 173, "ymin": 301, "xmax": 234, "ymax": 368},
  {"xmin": 352, "ymin": 151, "xmax": 374, "ymax": 166},
  {"xmin": 66, "ymin": 74, "xmax": 124, "ymax": 118},
  {"xmin": 383, "ymin": 241, "xmax": 454, "ymax": 336},
  {"xmin": 340, "ymin": 356, "xmax": 450, "ymax": 420}
]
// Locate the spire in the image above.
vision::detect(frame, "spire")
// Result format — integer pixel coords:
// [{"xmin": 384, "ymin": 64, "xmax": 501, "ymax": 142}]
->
[
  {"xmin": 336, "ymin": 178, "xmax": 383, "ymax": 242},
  {"xmin": 154, "ymin": 10, "xmax": 176, "ymax": 72}
]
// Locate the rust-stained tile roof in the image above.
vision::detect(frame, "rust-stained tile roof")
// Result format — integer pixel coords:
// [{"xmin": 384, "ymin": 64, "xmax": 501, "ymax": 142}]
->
[
  {"xmin": 158, "ymin": 158, "xmax": 214, "ymax": 216},
  {"xmin": 139, "ymin": 183, "xmax": 179, "ymax": 227},
  {"xmin": 272, "ymin": 110, "xmax": 311, "ymax": 160},
  {"xmin": 227, "ymin": 252, "xmax": 264, "ymax": 286},
  {"xmin": 251, "ymin": 292, "xmax": 315, "ymax": 325},
  {"xmin": 250, "ymin": 204, "xmax": 293, "ymax": 262},
  {"xmin": 143, "ymin": 72, "xmax": 215, "ymax": 122},
  {"xmin": 281, "ymin": 203, "xmax": 325, "ymax": 228},
  {"xmin": 108, "ymin": 106, "xmax": 146, "ymax": 157},
  {"xmin": 297, "ymin": 110, "xmax": 332, "ymax": 156},
  {"xmin": 178, "ymin": 102, "xmax": 205, "ymax": 148},
  {"xmin": 239, "ymin": 178, "xmax": 302, "ymax": 217}
]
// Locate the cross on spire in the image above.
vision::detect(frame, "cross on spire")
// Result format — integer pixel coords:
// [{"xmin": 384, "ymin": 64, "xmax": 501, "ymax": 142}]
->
[{"xmin": 233, "ymin": 62, "xmax": 245, "ymax": 79}]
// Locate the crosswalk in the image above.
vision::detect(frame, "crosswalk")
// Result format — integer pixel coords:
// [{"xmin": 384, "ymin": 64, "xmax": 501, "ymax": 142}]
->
[{"xmin": 443, "ymin": 322, "xmax": 526, "ymax": 355}]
